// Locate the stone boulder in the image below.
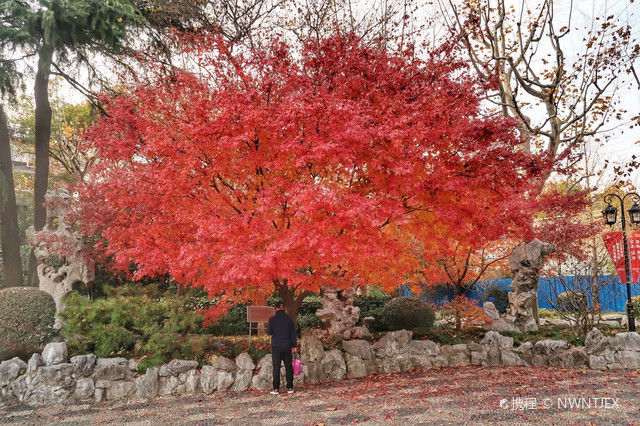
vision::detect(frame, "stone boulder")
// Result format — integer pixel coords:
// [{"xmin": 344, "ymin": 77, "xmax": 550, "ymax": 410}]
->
[
  {"xmin": 372, "ymin": 330, "xmax": 412, "ymax": 358},
  {"xmin": 321, "ymin": 349, "xmax": 347, "ymax": 381},
  {"xmin": 0, "ymin": 357, "xmax": 27, "ymax": 386},
  {"xmin": 74, "ymin": 377, "xmax": 95, "ymax": 400},
  {"xmin": 342, "ymin": 339, "xmax": 374, "ymax": 360},
  {"xmin": 482, "ymin": 302, "xmax": 500, "ymax": 321},
  {"xmin": 301, "ymin": 335, "xmax": 325, "ymax": 364},
  {"xmin": 159, "ymin": 359, "xmax": 199, "ymax": 377},
  {"xmin": 136, "ymin": 367, "xmax": 159, "ymax": 399},
  {"xmin": 235, "ymin": 353, "xmax": 255, "ymax": 370},
  {"xmin": 27, "ymin": 353, "xmax": 43, "ymax": 373},
  {"xmin": 343, "ymin": 353, "xmax": 367, "ymax": 378},
  {"xmin": 41, "ymin": 342, "xmax": 67, "ymax": 366},
  {"xmin": 481, "ymin": 331, "xmax": 514, "ymax": 349},
  {"xmin": 316, "ymin": 287, "xmax": 360, "ymax": 337},
  {"xmin": 503, "ymin": 239, "xmax": 555, "ymax": 332},
  {"xmin": 70, "ymin": 354, "xmax": 96, "ymax": 377},
  {"xmin": 548, "ymin": 347, "xmax": 588, "ymax": 369},
  {"xmin": 94, "ymin": 358, "xmax": 130, "ymax": 381}
]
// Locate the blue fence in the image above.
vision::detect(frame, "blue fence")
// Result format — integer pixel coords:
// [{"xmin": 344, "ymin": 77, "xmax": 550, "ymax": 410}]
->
[{"xmin": 402, "ymin": 275, "xmax": 640, "ymax": 312}]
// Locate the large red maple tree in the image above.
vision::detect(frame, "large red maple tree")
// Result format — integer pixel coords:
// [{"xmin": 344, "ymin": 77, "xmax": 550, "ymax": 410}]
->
[{"xmin": 77, "ymin": 34, "xmax": 546, "ymax": 322}]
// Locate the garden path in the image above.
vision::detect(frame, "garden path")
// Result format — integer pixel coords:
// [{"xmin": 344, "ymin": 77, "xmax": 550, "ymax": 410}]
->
[{"xmin": 2, "ymin": 366, "xmax": 639, "ymax": 424}]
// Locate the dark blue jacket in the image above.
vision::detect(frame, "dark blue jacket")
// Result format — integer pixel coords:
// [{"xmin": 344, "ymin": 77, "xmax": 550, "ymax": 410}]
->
[{"xmin": 267, "ymin": 310, "xmax": 297, "ymax": 348}]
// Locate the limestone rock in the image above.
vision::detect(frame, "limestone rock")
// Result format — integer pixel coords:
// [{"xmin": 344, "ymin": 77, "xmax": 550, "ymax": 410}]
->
[
  {"xmin": 343, "ymin": 353, "xmax": 367, "ymax": 378},
  {"xmin": 585, "ymin": 328, "xmax": 608, "ymax": 355},
  {"xmin": 612, "ymin": 350, "xmax": 640, "ymax": 369},
  {"xmin": 74, "ymin": 377, "xmax": 95, "ymax": 400},
  {"xmin": 343, "ymin": 326, "xmax": 372, "ymax": 340},
  {"xmin": 500, "ymin": 350, "xmax": 526, "ymax": 366},
  {"xmin": 159, "ymin": 359, "xmax": 199, "ymax": 377},
  {"xmin": 128, "ymin": 359, "xmax": 139, "ymax": 372},
  {"xmin": 217, "ymin": 371, "xmax": 235, "ymax": 391},
  {"xmin": 235, "ymin": 353, "xmax": 255, "ymax": 371},
  {"xmin": 504, "ymin": 239, "xmax": 554, "ymax": 332},
  {"xmin": 482, "ymin": 302, "xmax": 500, "ymax": 321},
  {"xmin": 589, "ymin": 355, "xmax": 608, "ymax": 370},
  {"xmin": 200, "ymin": 365, "xmax": 218, "ymax": 394},
  {"xmin": 28, "ymin": 189, "xmax": 95, "ymax": 329},
  {"xmin": 42, "ymin": 342, "xmax": 67, "ymax": 366},
  {"xmin": 0, "ymin": 357, "xmax": 27, "ymax": 386},
  {"xmin": 70, "ymin": 354, "xmax": 96, "ymax": 377},
  {"xmin": 37, "ymin": 363, "xmax": 74, "ymax": 387},
  {"xmin": 442, "ymin": 344, "xmax": 469, "ymax": 367},
  {"xmin": 481, "ymin": 331, "xmax": 514, "ymax": 349},
  {"xmin": 27, "ymin": 353, "xmax": 43, "ymax": 373},
  {"xmin": 372, "ymin": 330, "xmax": 412, "ymax": 358},
  {"xmin": 27, "ymin": 385, "xmax": 71, "ymax": 405},
  {"xmin": 107, "ymin": 381, "xmax": 134, "ymax": 400},
  {"xmin": 211, "ymin": 356, "xmax": 237, "ymax": 373},
  {"xmin": 409, "ymin": 340, "xmax": 440, "ymax": 357},
  {"xmin": 301, "ymin": 335, "xmax": 325, "ymax": 364},
  {"xmin": 302, "ymin": 362, "xmax": 327, "ymax": 384},
  {"xmin": 342, "ymin": 339, "xmax": 374, "ymax": 360},
  {"xmin": 158, "ymin": 375, "xmax": 180, "ymax": 395},
  {"xmin": 610, "ymin": 332, "xmax": 640, "ymax": 352},
  {"xmin": 231, "ymin": 370, "xmax": 252, "ymax": 392},
  {"xmin": 183, "ymin": 369, "xmax": 199, "ymax": 394},
  {"xmin": 94, "ymin": 358, "xmax": 130, "ymax": 381},
  {"xmin": 548, "ymin": 347, "xmax": 588, "ymax": 369},
  {"xmin": 533, "ymin": 340, "xmax": 569, "ymax": 355},
  {"xmin": 135, "ymin": 367, "xmax": 159, "ymax": 399},
  {"xmin": 321, "ymin": 349, "xmax": 346, "ymax": 381},
  {"xmin": 316, "ymin": 287, "xmax": 360, "ymax": 337}
]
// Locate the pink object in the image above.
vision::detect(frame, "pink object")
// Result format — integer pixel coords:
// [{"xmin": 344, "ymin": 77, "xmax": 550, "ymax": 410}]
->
[{"xmin": 292, "ymin": 358, "xmax": 303, "ymax": 375}]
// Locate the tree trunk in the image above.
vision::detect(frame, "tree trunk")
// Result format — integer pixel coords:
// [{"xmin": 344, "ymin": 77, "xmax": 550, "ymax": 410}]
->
[
  {"xmin": 0, "ymin": 104, "xmax": 23, "ymax": 288},
  {"xmin": 28, "ymin": 45, "xmax": 53, "ymax": 286},
  {"xmin": 274, "ymin": 279, "xmax": 307, "ymax": 328}
]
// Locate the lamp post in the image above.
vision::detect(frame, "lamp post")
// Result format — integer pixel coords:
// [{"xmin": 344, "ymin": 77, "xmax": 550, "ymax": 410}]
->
[{"xmin": 602, "ymin": 192, "xmax": 640, "ymax": 332}]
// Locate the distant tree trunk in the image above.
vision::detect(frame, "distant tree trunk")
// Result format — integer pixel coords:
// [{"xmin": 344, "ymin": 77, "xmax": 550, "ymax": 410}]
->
[
  {"xmin": 0, "ymin": 104, "xmax": 23, "ymax": 288},
  {"xmin": 28, "ymin": 45, "xmax": 53, "ymax": 286}
]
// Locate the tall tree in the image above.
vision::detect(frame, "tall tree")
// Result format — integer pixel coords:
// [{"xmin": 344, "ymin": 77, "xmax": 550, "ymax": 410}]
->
[
  {"xmin": 0, "ymin": 0, "xmax": 142, "ymax": 284},
  {"xmin": 76, "ymin": 34, "xmax": 546, "ymax": 322},
  {"xmin": 439, "ymin": 0, "xmax": 639, "ymax": 187},
  {"xmin": 0, "ymin": 58, "xmax": 23, "ymax": 287}
]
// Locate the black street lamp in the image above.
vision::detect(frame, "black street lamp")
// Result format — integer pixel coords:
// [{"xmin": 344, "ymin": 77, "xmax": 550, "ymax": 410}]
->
[{"xmin": 602, "ymin": 192, "xmax": 640, "ymax": 332}]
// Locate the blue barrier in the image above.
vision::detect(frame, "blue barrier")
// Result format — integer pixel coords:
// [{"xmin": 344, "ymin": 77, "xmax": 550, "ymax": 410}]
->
[{"xmin": 402, "ymin": 275, "xmax": 640, "ymax": 313}]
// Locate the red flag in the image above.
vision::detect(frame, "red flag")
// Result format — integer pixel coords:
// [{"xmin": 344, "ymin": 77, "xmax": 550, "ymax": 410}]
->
[{"xmin": 603, "ymin": 231, "xmax": 640, "ymax": 283}]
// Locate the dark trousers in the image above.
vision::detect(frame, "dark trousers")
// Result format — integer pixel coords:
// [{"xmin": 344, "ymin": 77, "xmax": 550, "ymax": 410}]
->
[{"xmin": 272, "ymin": 346, "xmax": 293, "ymax": 390}]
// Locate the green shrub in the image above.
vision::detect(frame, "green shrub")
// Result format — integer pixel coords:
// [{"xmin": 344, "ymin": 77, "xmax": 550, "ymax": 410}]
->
[
  {"xmin": 485, "ymin": 286, "xmax": 509, "ymax": 313},
  {"xmin": 380, "ymin": 296, "xmax": 435, "ymax": 332},
  {"xmin": 354, "ymin": 293, "xmax": 392, "ymax": 331},
  {"xmin": 207, "ymin": 304, "xmax": 249, "ymax": 336},
  {"xmin": 632, "ymin": 295, "xmax": 640, "ymax": 318},
  {"xmin": 59, "ymin": 284, "xmax": 206, "ymax": 361},
  {"xmin": 556, "ymin": 291, "xmax": 587, "ymax": 312},
  {"xmin": 298, "ymin": 312, "xmax": 322, "ymax": 329},
  {"xmin": 298, "ymin": 294, "xmax": 323, "ymax": 316},
  {"xmin": 0, "ymin": 287, "xmax": 56, "ymax": 360}
]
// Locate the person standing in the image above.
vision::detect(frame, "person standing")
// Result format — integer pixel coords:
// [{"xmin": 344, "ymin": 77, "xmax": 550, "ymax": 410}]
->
[{"xmin": 267, "ymin": 301, "xmax": 297, "ymax": 394}]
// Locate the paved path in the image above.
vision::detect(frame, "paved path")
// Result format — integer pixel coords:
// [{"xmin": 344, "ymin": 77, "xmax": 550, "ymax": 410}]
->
[{"xmin": 2, "ymin": 366, "xmax": 640, "ymax": 425}]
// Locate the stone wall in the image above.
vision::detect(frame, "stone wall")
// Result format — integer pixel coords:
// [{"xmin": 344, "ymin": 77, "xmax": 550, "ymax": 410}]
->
[{"xmin": 2, "ymin": 328, "xmax": 640, "ymax": 407}]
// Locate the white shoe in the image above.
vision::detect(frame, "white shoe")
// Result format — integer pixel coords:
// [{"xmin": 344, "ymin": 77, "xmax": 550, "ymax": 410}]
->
[
  {"xmin": 287, "ymin": 389, "xmax": 294, "ymax": 394},
  {"xmin": 270, "ymin": 390, "xmax": 279, "ymax": 395}
]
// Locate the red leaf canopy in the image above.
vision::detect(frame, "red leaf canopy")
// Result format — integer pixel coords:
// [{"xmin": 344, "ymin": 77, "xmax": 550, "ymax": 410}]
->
[{"xmin": 77, "ymin": 34, "xmax": 544, "ymax": 313}]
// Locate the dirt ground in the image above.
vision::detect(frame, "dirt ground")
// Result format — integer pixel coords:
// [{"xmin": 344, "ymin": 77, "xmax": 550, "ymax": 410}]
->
[{"xmin": 2, "ymin": 366, "xmax": 640, "ymax": 425}]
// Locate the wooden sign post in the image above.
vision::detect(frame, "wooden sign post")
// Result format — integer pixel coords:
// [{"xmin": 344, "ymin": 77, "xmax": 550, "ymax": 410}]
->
[{"xmin": 247, "ymin": 306, "xmax": 275, "ymax": 335}]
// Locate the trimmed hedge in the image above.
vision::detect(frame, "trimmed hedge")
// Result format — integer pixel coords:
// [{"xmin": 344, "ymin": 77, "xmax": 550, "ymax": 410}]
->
[
  {"xmin": 380, "ymin": 296, "xmax": 435, "ymax": 332},
  {"xmin": 0, "ymin": 287, "xmax": 56, "ymax": 360}
]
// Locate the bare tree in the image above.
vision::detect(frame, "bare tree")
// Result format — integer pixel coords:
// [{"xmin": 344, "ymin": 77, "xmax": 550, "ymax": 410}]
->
[{"xmin": 438, "ymin": 0, "xmax": 639, "ymax": 187}]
